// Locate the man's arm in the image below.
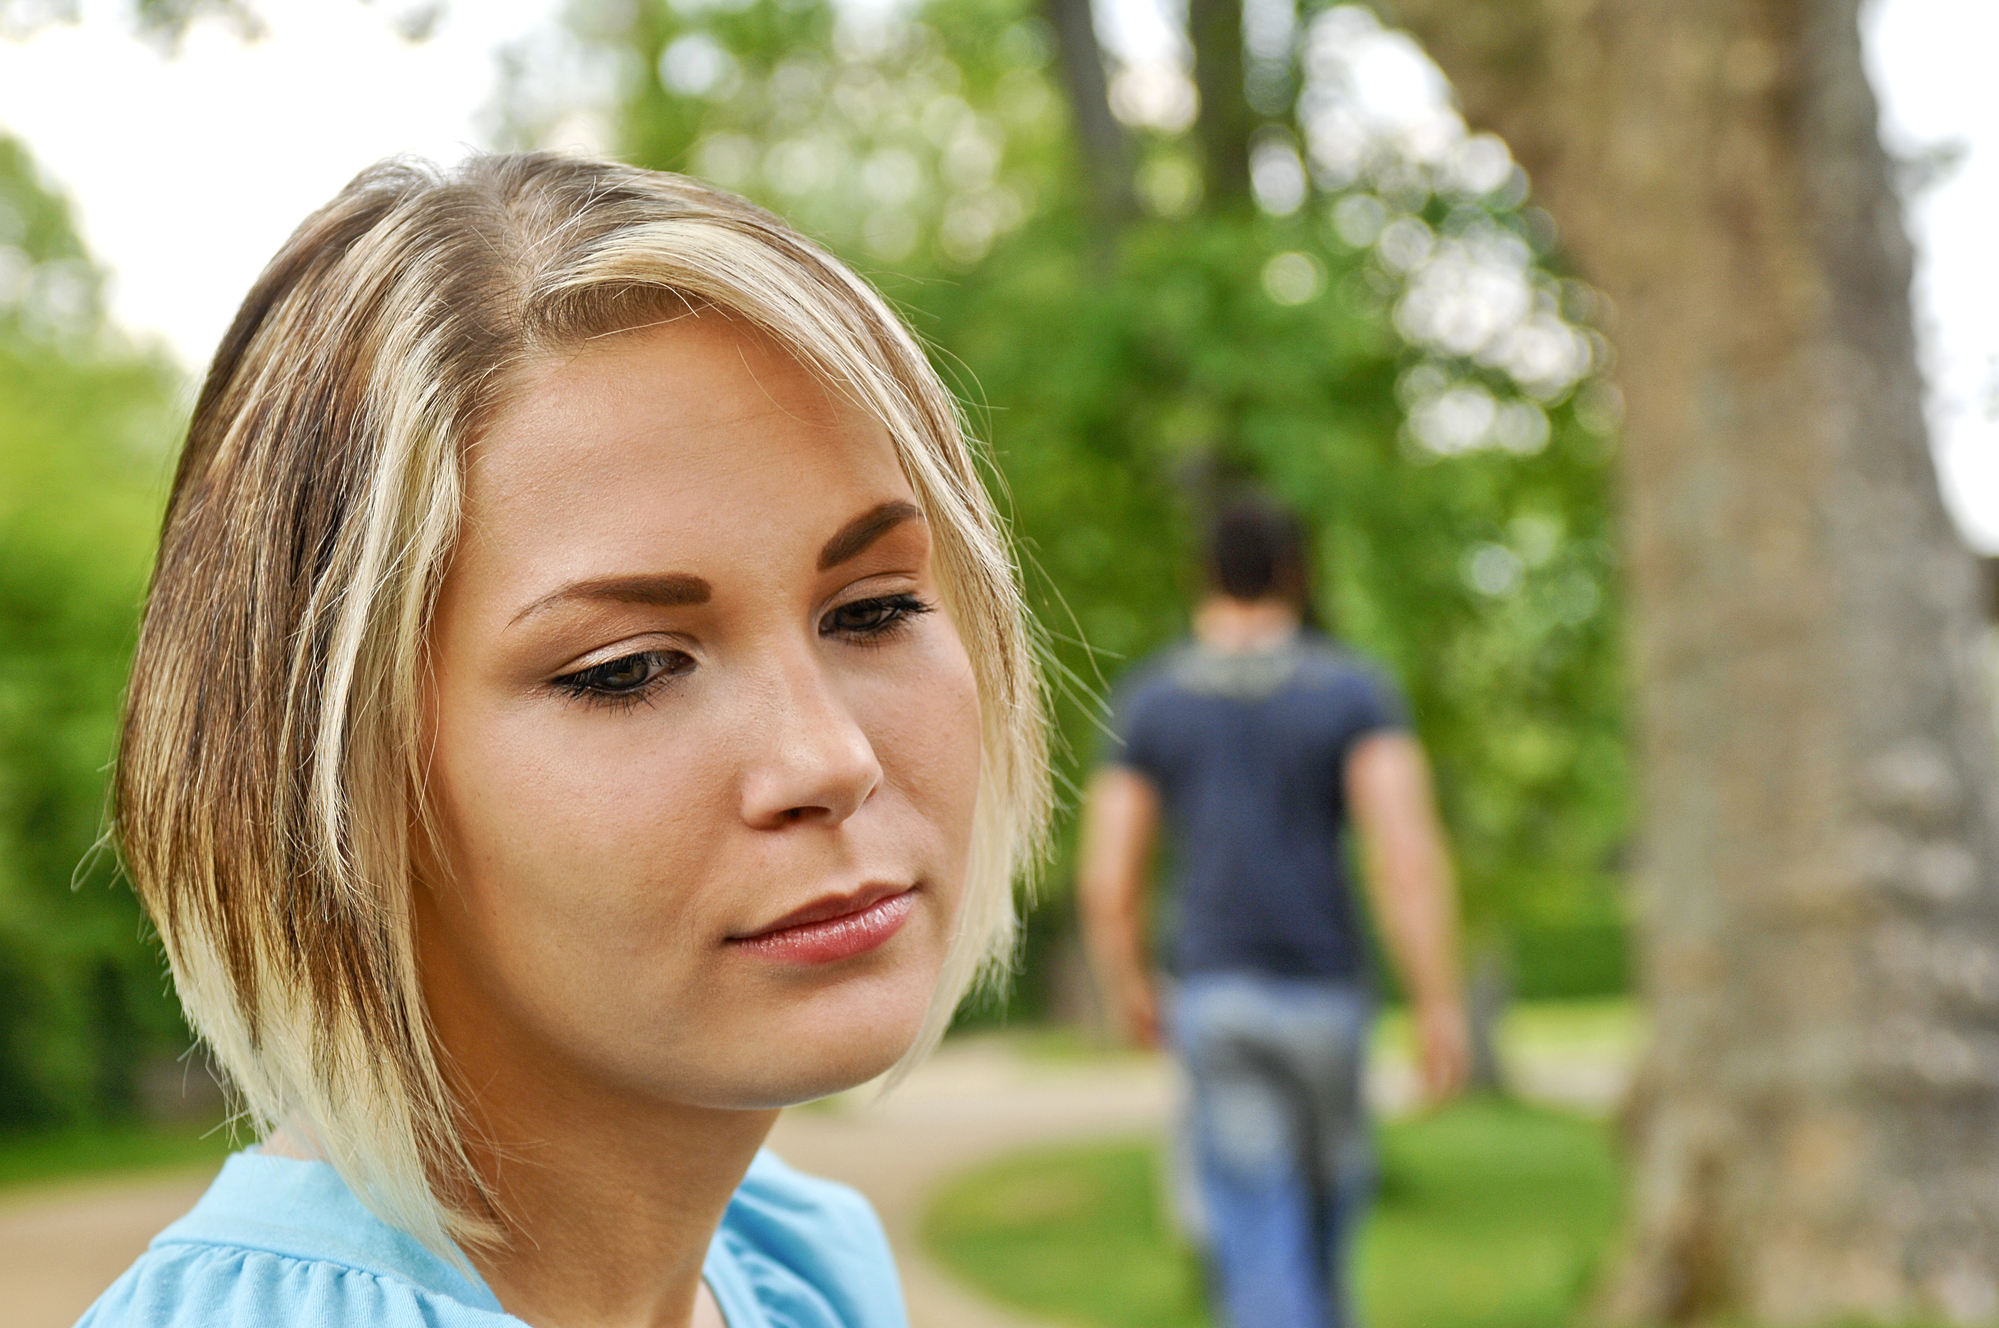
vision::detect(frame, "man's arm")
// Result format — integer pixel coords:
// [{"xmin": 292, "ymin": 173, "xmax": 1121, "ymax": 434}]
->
[
  {"xmin": 1346, "ymin": 731, "xmax": 1471, "ymax": 1101},
  {"xmin": 1077, "ymin": 765, "xmax": 1164, "ymax": 1047}
]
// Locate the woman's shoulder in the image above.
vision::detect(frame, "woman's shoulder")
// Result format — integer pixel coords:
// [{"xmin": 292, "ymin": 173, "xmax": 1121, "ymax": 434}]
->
[
  {"xmin": 76, "ymin": 1147, "xmax": 906, "ymax": 1328},
  {"xmin": 77, "ymin": 1240, "xmax": 513, "ymax": 1328},
  {"xmin": 706, "ymin": 1149, "xmax": 909, "ymax": 1328},
  {"xmin": 72, "ymin": 1152, "xmax": 510, "ymax": 1328}
]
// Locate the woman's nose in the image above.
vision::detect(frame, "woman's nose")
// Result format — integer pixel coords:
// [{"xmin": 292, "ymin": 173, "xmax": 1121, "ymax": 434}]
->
[{"xmin": 738, "ymin": 656, "xmax": 883, "ymax": 830}]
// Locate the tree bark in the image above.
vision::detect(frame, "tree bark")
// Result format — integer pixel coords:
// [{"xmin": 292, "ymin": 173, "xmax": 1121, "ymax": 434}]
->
[{"xmin": 1382, "ymin": 0, "xmax": 1999, "ymax": 1322}]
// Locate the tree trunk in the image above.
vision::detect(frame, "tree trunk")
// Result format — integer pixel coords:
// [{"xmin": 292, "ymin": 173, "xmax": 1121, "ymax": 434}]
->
[
  {"xmin": 1041, "ymin": 0, "xmax": 1135, "ymax": 230},
  {"xmin": 1465, "ymin": 942, "xmax": 1510, "ymax": 1095},
  {"xmin": 1383, "ymin": 0, "xmax": 1999, "ymax": 1321},
  {"xmin": 1188, "ymin": 0, "xmax": 1252, "ymax": 204}
]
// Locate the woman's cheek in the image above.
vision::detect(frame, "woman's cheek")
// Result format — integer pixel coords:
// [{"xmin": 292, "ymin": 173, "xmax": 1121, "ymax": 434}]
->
[
  {"xmin": 447, "ymin": 707, "xmax": 709, "ymax": 956},
  {"xmin": 895, "ymin": 637, "xmax": 983, "ymax": 889}
]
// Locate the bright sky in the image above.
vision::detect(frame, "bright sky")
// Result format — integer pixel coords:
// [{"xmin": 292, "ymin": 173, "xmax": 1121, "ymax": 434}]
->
[
  {"xmin": 0, "ymin": 0, "xmax": 584, "ymax": 371},
  {"xmin": 0, "ymin": 0, "xmax": 1993, "ymax": 549},
  {"xmin": 1865, "ymin": 0, "xmax": 1999, "ymax": 551}
]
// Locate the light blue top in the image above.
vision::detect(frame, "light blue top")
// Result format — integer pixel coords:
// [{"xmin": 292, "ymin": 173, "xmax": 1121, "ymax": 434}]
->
[{"xmin": 76, "ymin": 1148, "xmax": 909, "ymax": 1327}]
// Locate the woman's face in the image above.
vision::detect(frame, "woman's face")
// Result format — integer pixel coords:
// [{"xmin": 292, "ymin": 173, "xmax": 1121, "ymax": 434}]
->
[{"xmin": 416, "ymin": 315, "xmax": 982, "ymax": 1113}]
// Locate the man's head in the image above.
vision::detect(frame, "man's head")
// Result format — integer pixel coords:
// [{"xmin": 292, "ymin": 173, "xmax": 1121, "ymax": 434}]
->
[{"xmin": 1207, "ymin": 497, "xmax": 1308, "ymax": 605}]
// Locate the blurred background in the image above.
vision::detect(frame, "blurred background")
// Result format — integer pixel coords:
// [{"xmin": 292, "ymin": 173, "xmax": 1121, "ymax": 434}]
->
[{"xmin": 0, "ymin": 1, "xmax": 1994, "ymax": 1326}]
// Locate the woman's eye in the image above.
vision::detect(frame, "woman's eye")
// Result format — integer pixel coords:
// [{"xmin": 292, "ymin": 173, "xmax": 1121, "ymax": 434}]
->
[
  {"xmin": 822, "ymin": 593, "xmax": 932, "ymax": 641},
  {"xmin": 553, "ymin": 650, "xmax": 690, "ymax": 706}
]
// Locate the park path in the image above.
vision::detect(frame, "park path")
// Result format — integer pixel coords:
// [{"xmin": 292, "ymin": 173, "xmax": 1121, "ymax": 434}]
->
[{"xmin": 0, "ymin": 1032, "xmax": 1629, "ymax": 1328}]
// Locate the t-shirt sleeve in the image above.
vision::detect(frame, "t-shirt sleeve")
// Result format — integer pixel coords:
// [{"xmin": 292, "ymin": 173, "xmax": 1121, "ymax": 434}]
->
[
  {"xmin": 709, "ymin": 1150, "xmax": 909, "ymax": 1328},
  {"xmin": 1343, "ymin": 658, "xmax": 1411, "ymax": 745},
  {"xmin": 1101, "ymin": 670, "xmax": 1167, "ymax": 782}
]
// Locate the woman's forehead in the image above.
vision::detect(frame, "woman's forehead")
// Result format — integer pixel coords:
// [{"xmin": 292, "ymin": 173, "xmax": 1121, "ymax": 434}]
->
[
  {"xmin": 481, "ymin": 317, "xmax": 897, "ymax": 485},
  {"xmin": 450, "ymin": 317, "xmax": 917, "ymax": 602}
]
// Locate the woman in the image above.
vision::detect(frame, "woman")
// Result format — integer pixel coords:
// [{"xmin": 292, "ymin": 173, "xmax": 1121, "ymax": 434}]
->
[{"xmin": 81, "ymin": 152, "xmax": 1048, "ymax": 1328}]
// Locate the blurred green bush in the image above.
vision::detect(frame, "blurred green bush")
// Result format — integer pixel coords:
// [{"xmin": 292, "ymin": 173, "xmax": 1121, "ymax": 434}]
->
[
  {"xmin": 0, "ymin": 135, "xmax": 187, "ymax": 1128},
  {"xmin": 1509, "ymin": 922, "xmax": 1627, "ymax": 1002}
]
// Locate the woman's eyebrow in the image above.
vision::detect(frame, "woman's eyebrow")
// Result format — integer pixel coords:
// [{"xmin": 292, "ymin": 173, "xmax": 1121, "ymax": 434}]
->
[
  {"xmin": 818, "ymin": 500, "xmax": 925, "ymax": 571},
  {"xmin": 506, "ymin": 502, "xmax": 920, "ymax": 628},
  {"xmin": 508, "ymin": 573, "xmax": 712, "ymax": 629}
]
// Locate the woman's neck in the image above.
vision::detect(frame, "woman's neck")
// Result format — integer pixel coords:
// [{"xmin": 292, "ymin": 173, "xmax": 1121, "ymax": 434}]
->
[
  {"xmin": 465, "ymin": 1086, "xmax": 773, "ymax": 1328},
  {"xmin": 401, "ymin": 870, "xmax": 785, "ymax": 1328},
  {"xmin": 269, "ymin": 1084, "xmax": 771, "ymax": 1327}
]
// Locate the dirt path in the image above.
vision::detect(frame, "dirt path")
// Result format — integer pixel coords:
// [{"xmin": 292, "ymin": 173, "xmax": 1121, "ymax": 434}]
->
[
  {"xmin": 0, "ymin": 1169, "xmax": 219, "ymax": 1328},
  {"xmin": 2, "ymin": 1033, "xmax": 1628, "ymax": 1328},
  {"xmin": 771, "ymin": 1041, "xmax": 1172, "ymax": 1328}
]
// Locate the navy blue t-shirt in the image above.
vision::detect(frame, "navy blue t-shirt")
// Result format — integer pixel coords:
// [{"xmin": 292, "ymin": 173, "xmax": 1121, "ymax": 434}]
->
[{"xmin": 1107, "ymin": 632, "xmax": 1407, "ymax": 982}]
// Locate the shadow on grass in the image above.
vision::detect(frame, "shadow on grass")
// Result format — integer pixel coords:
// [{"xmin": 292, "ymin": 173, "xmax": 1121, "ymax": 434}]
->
[{"xmin": 923, "ymin": 1097, "xmax": 1621, "ymax": 1328}]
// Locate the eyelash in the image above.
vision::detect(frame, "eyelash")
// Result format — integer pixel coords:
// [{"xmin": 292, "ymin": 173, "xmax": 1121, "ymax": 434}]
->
[
  {"xmin": 551, "ymin": 593, "xmax": 934, "ymax": 711},
  {"xmin": 821, "ymin": 592, "xmax": 932, "ymax": 643}
]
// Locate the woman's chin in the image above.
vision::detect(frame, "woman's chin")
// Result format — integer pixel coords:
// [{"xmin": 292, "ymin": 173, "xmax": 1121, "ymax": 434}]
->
[{"xmin": 711, "ymin": 997, "xmax": 934, "ymax": 1109}]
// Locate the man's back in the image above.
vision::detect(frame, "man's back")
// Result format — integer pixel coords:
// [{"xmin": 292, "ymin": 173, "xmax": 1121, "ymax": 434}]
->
[
  {"xmin": 1080, "ymin": 498, "xmax": 1466, "ymax": 1328},
  {"xmin": 1111, "ymin": 632, "xmax": 1405, "ymax": 982}
]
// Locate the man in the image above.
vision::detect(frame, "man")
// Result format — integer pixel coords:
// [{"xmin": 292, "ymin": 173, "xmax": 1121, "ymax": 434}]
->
[{"xmin": 1079, "ymin": 498, "xmax": 1470, "ymax": 1328}]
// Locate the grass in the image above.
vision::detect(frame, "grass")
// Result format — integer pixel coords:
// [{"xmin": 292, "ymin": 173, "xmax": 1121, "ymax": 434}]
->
[
  {"xmin": 1362, "ymin": 1099, "xmax": 1620, "ymax": 1328},
  {"xmin": 925, "ymin": 1128, "xmax": 1208, "ymax": 1328},
  {"xmin": 923, "ymin": 1097, "xmax": 1621, "ymax": 1328},
  {"xmin": 0, "ymin": 1118, "xmax": 238, "ymax": 1197},
  {"xmin": 1492, "ymin": 998, "xmax": 1644, "ymax": 1059},
  {"xmin": 1375, "ymin": 997, "xmax": 1642, "ymax": 1069},
  {"xmin": 1002, "ymin": 998, "xmax": 1644, "ymax": 1082}
]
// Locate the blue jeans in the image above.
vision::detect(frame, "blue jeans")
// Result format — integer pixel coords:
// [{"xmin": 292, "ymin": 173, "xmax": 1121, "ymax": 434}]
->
[{"xmin": 1170, "ymin": 972, "xmax": 1374, "ymax": 1328}]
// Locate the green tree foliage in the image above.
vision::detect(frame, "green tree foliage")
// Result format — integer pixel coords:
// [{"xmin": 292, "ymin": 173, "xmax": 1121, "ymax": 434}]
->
[
  {"xmin": 0, "ymin": 134, "xmax": 185, "ymax": 1125},
  {"xmin": 530, "ymin": 0, "xmax": 1633, "ymax": 1003},
  {"xmin": 0, "ymin": 0, "xmax": 263, "ymax": 47}
]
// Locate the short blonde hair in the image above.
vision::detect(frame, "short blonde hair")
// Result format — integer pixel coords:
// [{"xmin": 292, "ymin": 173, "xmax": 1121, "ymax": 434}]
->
[{"xmin": 117, "ymin": 152, "xmax": 1049, "ymax": 1254}]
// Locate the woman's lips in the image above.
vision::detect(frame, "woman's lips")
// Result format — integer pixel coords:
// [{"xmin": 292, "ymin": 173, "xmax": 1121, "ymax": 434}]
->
[{"xmin": 730, "ymin": 887, "xmax": 915, "ymax": 965}]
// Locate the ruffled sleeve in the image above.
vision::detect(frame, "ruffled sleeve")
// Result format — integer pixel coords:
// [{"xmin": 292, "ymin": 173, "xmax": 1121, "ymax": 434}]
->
[{"xmin": 76, "ymin": 1242, "xmax": 517, "ymax": 1327}]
